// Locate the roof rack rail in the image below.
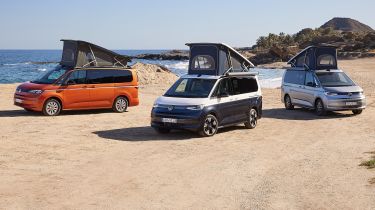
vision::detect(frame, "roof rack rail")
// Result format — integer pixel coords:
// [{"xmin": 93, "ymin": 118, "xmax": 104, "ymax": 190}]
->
[{"xmin": 224, "ymin": 72, "xmax": 259, "ymax": 77}]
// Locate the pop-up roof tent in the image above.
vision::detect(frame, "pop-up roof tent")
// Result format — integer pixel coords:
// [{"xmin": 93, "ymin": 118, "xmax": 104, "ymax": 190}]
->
[
  {"xmin": 186, "ymin": 43, "xmax": 254, "ymax": 76},
  {"xmin": 287, "ymin": 45, "xmax": 338, "ymax": 70},
  {"xmin": 60, "ymin": 39, "xmax": 131, "ymax": 68}
]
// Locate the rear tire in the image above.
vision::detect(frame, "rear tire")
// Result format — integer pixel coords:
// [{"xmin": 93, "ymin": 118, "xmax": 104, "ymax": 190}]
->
[
  {"xmin": 284, "ymin": 95, "xmax": 294, "ymax": 110},
  {"xmin": 42, "ymin": 98, "xmax": 61, "ymax": 116},
  {"xmin": 315, "ymin": 99, "xmax": 326, "ymax": 116},
  {"xmin": 352, "ymin": 109, "xmax": 363, "ymax": 115},
  {"xmin": 113, "ymin": 96, "xmax": 128, "ymax": 113},
  {"xmin": 154, "ymin": 127, "xmax": 171, "ymax": 134},
  {"xmin": 244, "ymin": 108, "xmax": 258, "ymax": 129},
  {"xmin": 199, "ymin": 114, "xmax": 218, "ymax": 137}
]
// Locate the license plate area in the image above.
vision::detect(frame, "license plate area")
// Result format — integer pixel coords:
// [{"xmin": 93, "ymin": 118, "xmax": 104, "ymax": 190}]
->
[
  {"xmin": 15, "ymin": 98, "xmax": 23, "ymax": 103},
  {"xmin": 346, "ymin": 102, "xmax": 357, "ymax": 106},
  {"xmin": 161, "ymin": 118, "xmax": 177, "ymax": 123}
]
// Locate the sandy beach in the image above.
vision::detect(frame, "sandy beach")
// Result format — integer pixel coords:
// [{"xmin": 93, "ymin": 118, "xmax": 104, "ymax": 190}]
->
[{"xmin": 0, "ymin": 58, "xmax": 375, "ymax": 209}]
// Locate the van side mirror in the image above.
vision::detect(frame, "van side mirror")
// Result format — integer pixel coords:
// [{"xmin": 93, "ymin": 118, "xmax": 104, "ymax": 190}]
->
[
  {"xmin": 306, "ymin": 82, "xmax": 316, "ymax": 87},
  {"xmin": 219, "ymin": 92, "xmax": 230, "ymax": 98}
]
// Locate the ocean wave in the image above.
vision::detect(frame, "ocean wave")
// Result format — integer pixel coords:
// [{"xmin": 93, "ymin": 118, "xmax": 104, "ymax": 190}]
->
[
  {"xmin": 37, "ymin": 68, "xmax": 47, "ymax": 72},
  {"xmin": 3, "ymin": 62, "xmax": 31, "ymax": 66},
  {"xmin": 164, "ymin": 61, "xmax": 189, "ymax": 70}
]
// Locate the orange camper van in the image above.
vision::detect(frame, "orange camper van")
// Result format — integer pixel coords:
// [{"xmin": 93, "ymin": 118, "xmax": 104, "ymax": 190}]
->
[{"xmin": 14, "ymin": 40, "xmax": 139, "ymax": 116}]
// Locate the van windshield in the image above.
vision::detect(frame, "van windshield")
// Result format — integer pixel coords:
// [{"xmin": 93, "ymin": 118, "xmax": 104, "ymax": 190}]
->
[
  {"xmin": 315, "ymin": 71, "xmax": 354, "ymax": 87},
  {"xmin": 164, "ymin": 78, "xmax": 217, "ymax": 98},
  {"xmin": 32, "ymin": 65, "xmax": 70, "ymax": 84}
]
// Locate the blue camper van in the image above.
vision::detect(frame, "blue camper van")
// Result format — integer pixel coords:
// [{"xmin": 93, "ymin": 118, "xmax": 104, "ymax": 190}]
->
[{"xmin": 151, "ymin": 43, "xmax": 262, "ymax": 137}]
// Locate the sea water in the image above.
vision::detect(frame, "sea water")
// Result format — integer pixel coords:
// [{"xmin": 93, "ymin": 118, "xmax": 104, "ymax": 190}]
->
[{"xmin": 0, "ymin": 50, "xmax": 284, "ymax": 88}]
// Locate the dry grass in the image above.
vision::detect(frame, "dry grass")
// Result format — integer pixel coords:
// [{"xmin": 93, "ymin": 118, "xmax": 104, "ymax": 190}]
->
[{"xmin": 360, "ymin": 151, "xmax": 375, "ymax": 169}]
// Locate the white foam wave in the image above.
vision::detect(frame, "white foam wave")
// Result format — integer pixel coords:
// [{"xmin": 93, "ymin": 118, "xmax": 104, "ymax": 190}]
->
[
  {"xmin": 259, "ymin": 77, "xmax": 282, "ymax": 89},
  {"xmin": 38, "ymin": 68, "xmax": 47, "ymax": 72},
  {"xmin": 3, "ymin": 62, "xmax": 31, "ymax": 66},
  {"xmin": 164, "ymin": 61, "xmax": 189, "ymax": 70}
]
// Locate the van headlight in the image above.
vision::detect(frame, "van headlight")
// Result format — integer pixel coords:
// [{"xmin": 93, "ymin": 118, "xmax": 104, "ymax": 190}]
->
[
  {"xmin": 186, "ymin": 104, "xmax": 204, "ymax": 110},
  {"xmin": 324, "ymin": 92, "xmax": 338, "ymax": 96},
  {"xmin": 153, "ymin": 102, "xmax": 160, "ymax": 108},
  {"xmin": 28, "ymin": 90, "xmax": 43, "ymax": 94}
]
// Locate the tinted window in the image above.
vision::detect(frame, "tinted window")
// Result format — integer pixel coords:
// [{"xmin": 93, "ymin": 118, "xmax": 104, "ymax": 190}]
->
[
  {"xmin": 284, "ymin": 70, "xmax": 305, "ymax": 85},
  {"xmin": 231, "ymin": 77, "xmax": 258, "ymax": 94},
  {"xmin": 305, "ymin": 72, "xmax": 317, "ymax": 87},
  {"xmin": 213, "ymin": 78, "xmax": 233, "ymax": 97},
  {"xmin": 87, "ymin": 70, "xmax": 114, "ymax": 84},
  {"xmin": 67, "ymin": 70, "xmax": 86, "ymax": 84},
  {"xmin": 113, "ymin": 70, "xmax": 133, "ymax": 83},
  {"xmin": 192, "ymin": 55, "xmax": 215, "ymax": 70}
]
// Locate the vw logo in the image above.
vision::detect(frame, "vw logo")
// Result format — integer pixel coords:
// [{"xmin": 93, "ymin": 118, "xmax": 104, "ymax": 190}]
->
[
  {"xmin": 348, "ymin": 92, "xmax": 352, "ymax": 96},
  {"xmin": 167, "ymin": 106, "xmax": 174, "ymax": 111}
]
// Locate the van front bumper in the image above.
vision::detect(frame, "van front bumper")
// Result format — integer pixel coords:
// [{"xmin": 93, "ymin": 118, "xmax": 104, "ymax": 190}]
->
[
  {"xmin": 325, "ymin": 97, "xmax": 366, "ymax": 111},
  {"xmin": 151, "ymin": 108, "xmax": 204, "ymax": 132},
  {"xmin": 14, "ymin": 93, "xmax": 44, "ymax": 111}
]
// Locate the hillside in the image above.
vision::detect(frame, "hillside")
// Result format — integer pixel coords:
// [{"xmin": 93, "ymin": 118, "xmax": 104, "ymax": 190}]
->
[{"xmin": 321, "ymin": 17, "xmax": 374, "ymax": 33}]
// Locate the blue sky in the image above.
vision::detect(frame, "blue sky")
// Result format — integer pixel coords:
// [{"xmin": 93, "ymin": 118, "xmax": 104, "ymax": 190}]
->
[{"xmin": 1, "ymin": 0, "xmax": 374, "ymax": 49}]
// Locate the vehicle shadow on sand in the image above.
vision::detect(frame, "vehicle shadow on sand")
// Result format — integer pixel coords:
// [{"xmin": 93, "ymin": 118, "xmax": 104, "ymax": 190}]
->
[
  {"xmin": 94, "ymin": 125, "xmax": 250, "ymax": 142},
  {"xmin": 0, "ymin": 109, "xmax": 120, "ymax": 117},
  {"xmin": 262, "ymin": 108, "xmax": 354, "ymax": 121},
  {"xmin": 93, "ymin": 126, "xmax": 200, "ymax": 141}
]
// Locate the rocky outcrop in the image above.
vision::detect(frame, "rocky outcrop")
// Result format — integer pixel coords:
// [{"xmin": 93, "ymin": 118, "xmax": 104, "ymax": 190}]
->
[
  {"xmin": 131, "ymin": 63, "xmax": 178, "ymax": 86},
  {"xmin": 321, "ymin": 17, "xmax": 374, "ymax": 33},
  {"xmin": 134, "ymin": 50, "xmax": 189, "ymax": 60}
]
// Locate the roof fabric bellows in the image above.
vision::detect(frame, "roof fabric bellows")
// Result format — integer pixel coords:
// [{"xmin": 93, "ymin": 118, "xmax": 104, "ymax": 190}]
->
[{"xmin": 60, "ymin": 40, "xmax": 131, "ymax": 68}]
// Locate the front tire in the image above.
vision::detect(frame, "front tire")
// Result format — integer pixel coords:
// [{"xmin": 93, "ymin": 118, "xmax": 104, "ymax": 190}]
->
[
  {"xmin": 199, "ymin": 114, "xmax": 219, "ymax": 137},
  {"xmin": 284, "ymin": 95, "xmax": 294, "ymax": 110},
  {"xmin": 113, "ymin": 96, "xmax": 128, "ymax": 113},
  {"xmin": 42, "ymin": 98, "xmax": 61, "ymax": 116},
  {"xmin": 315, "ymin": 99, "xmax": 326, "ymax": 116},
  {"xmin": 244, "ymin": 108, "xmax": 258, "ymax": 129},
  {"xmin": 352, "ymin": 109, "xmax": 363, "ymax": 115}
]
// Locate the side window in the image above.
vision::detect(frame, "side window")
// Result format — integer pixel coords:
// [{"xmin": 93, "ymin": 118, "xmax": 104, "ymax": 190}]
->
[
  {"xmin": 113, "ymin": 70, "xmax": 133, "ymax": 83},
  {"xmin": 192, "ymin": 55, "xmax": 215, "ymax": 70},
  {"xmin": 175, "ymin": 79, "xmax": 188, "ymax": 92},
  {"xmin": 214, "ymin": 78, "xmax": 232, "ymax": 97},
  {"xmin": 67, "ymin": 70, "xmax": 86, "ymax": 84},
  {"xmin": 317, "ymin": 54, "xmax": 336, "ymax": 66},
  {"xmin": 231, "ymin": 56, "xmax": 246, "ymax": 71},
  {"xmin": 295, "ymin": 53, "xmax": 305, "ymax": 67},
  {"xmin": 87, "ymin": 70, "xmax": 113, "ymax": 84},
  {"xmin": 231, "ymin": 77, "xmax": 258, "ymax": 94},
  {"xmin": 305, "ymin": 72, "xmax": 317, "ymax": 87},
  {"xmin": 284, "ymin": 70, "xmax": 305, "ymax": 85}
]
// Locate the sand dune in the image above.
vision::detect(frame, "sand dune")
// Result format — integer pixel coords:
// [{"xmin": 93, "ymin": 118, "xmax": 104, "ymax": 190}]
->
[{"xmin": 0, "ymin": 58, "xmax": 375, "ymax": 209}]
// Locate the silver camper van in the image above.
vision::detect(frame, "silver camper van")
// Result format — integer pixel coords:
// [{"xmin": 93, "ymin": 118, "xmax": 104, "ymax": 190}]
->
[{"xmin": 281, "ymin": 46, "xmax": 366, "ymax": 116}]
